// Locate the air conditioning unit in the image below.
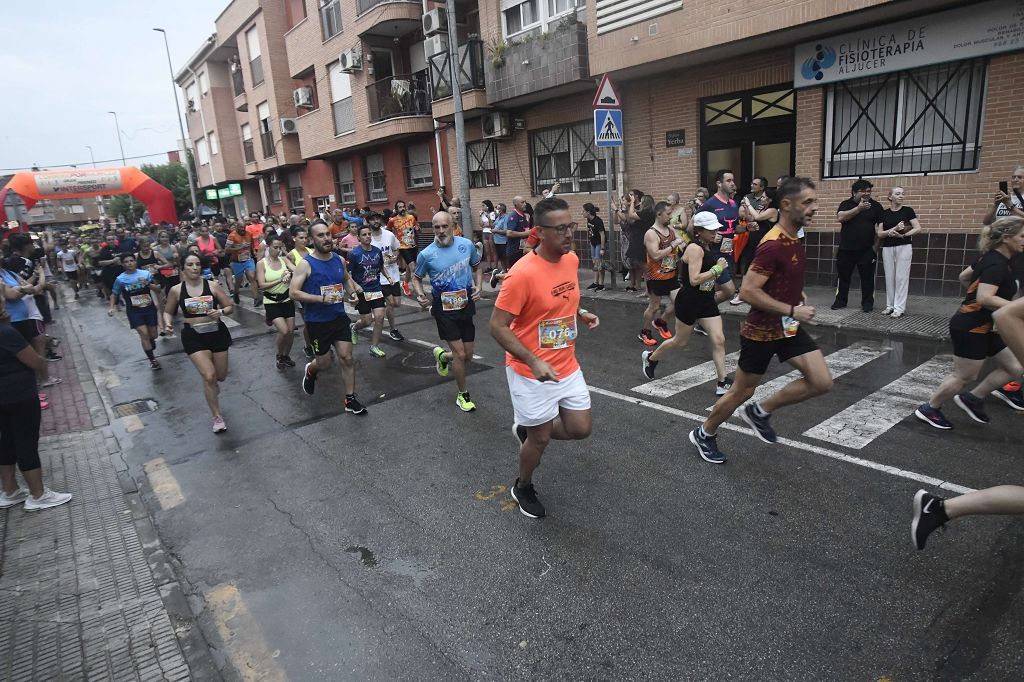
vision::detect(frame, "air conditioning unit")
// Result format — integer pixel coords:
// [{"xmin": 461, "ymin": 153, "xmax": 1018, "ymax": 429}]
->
[
  {"xmin": 339, "ymin": 49, "xmax": 362, "ymax": 72},
  {"xmin": 422, "ymin": 7, "xmax": 448, "ymax": 36},
  {"xmin": 280, "ymin": 118, "xmax": 298, "ymax": 135},
  {"xmin": 424, "ymin": 34, "xmax": 449, "ymax": 59},
  {"xmin": 187, "ymin": 99, "xmax": 197, "ymax": 112},
  {"xmin": 481, "ymin": 112, "xmax": 511, "ymax": 139},
  {"xmin": 293, "ymin": 86, "xmax": 314, "ymax": 108}
]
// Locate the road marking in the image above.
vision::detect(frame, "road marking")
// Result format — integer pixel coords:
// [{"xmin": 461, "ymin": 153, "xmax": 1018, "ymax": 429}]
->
[
  {"xmin": 589, "ymin": 385, "xmax": 974, "ymax": 494},
  {"xmin": 143, "ymin": 457, "xmax": 185, "ymax": 510},
  {"xmin": 705, "ymin": 341, "xmax": 892, "ymax": 410},
  {"xmin": 631, "ymin": 352, "xmax": 741, "ymax": 397},
  {"xmin": 206, "ymin": 583, "xmax": 289, "ymax": 682},
  {"xmin": 803, "ymin": 355, "xmax": 954, "ymax": 449}
]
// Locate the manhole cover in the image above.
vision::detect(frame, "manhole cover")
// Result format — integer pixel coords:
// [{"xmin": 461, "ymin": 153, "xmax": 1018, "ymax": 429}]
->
[{"xmin": 112, "ymin": 399, "xmax": 159, "ymax": 417}]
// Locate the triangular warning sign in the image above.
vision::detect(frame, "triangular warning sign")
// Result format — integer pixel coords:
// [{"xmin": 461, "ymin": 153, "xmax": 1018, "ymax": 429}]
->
[
  {"xmin": 592, "ymin": 74, "xmax": 621, "ymax": 108},
  {"xmin": 597, "ymin": 111, "xmax": 621, "ymax": 142}
]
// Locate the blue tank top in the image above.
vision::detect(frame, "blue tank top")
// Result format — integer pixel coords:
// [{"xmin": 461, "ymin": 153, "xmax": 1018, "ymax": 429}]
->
[
  {"xmin": 1, "ymin": 270, "xmax": 29, "ymax": 322},
  {"xmin": 301, "ymin": 253, "xmax": 349, "ymax": 323}
]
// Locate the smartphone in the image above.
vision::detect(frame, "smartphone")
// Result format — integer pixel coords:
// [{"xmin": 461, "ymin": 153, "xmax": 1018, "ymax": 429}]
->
[{"xmin": 1000, "ymin": 181, "xmax": 1009, "ymax": 194}]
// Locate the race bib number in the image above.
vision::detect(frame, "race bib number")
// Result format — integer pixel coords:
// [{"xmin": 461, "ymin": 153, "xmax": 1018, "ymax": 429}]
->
[
  {"xmin": 441, "ymin": 288, "xmax": 468, "ymax": 311},
  {"xmin": 363, "ymin": 290, "xmax": 384, "ymax": 301},
  {"xmin": 659, "ymin": 254, "xmax": 677, "ymax": 274},
  {"xmin": 720, "ymin": 237, "xmax": 734, "ymax": 254},
  {"xmin": 130, "ymin": 293, "xmax": 153, "ymax": 308},
  {"xmin": 538, "ymin": 315, "xmax": 577, "ymax": 350},
  {"xmin": 320, "ymin": 283, "xmax": 345, "ymax": 304},
  {"xmin": 781, "ymin": 315, "xmax": 800, "ymax": 338},
  {"xmin": 699, "ymin": 279, "xmax": 716, "ymax": 292},
  {"xmin": 184, "ymin": 295, "xmax": 214, "ymax": 316},
  {"xmin": 383, "ymin": 251, "xmax": 399, "ymax": 265},
  {"xmin": 401, "ymin": 231, "xmax": 416, "ymax": 248}
]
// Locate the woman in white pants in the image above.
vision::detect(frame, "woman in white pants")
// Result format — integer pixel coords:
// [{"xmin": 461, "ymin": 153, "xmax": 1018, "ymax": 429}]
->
[{"xmin": 877, "ymin": 186, "xmax": 922, "ymax": 317}]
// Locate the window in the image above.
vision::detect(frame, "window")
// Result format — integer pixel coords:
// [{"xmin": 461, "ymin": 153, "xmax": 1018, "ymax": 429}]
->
[
  {"xmin": 530, "ymin": 121, "xmax": 606, "ymax": 194},
  {"xmin": 320, "ymin": 0, "xmax": 343, "ymax": 41},
  {"xmin": 241, "ymin": 124, "xmax": 254, "ymax": 163},
  {"xmin": 405, "ymin": 142, "xmax": 433, "ymax": 189},
  {"xmin": 335, "ymin": 159, "xmax": 356, "ymax": 205},
  {"xmin": 208, "ymin": 132, "xmax": 219, "ymax": 155},
  {"xmin": 257, "ymin": 101, "xmax": 274, "ymax": 158},
  {"xmin": 267, "ymin": 173, "xmax": 282, "ymax": 204},
  {"xmin": 364, "ymin": 153, "xmax": 387, "ymax": 203},
  {"xmin": 502, "ymin": 0, "xmax": 540, "ymax": 36},
  {"xmin": 824, "ymin": 59, "xmax": 986, "ymax": 177},
  {"xmin": 548, "ymin": 0, "xmax": 575, "ymax": 18},
  {"xmin": 287, "ymin": 171, "xmax": 304, "ymax": 212},
  {"xmin": 198, "ymin": 70, "xmax": 209, "ymax": 95},
  {"xmin": 329, "ymin": 61, "xmax": 355, "ymax": 135},
  {"xmin": 196, "ymin": 138, "xmax": 210, "ymax": 166},
  {"xmin": 185, "ymin": 82, "xmax": 198, "ymax": 111},
  {"xmin": 467, "ymin": 140, "xmax": 499, "ymax": 188},
  {"xmin": 246, "ymin": 27, "xmax": 264, "ymax": 86}
]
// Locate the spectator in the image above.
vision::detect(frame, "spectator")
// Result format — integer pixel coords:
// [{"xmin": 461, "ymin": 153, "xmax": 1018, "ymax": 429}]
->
[
  {"xmin": 618, "ymin": 191, "xmax": 653, "ymax": 293},
  {"xmin": 877, "ymin": 186, "xmax": 923, "ymax": 318},
  {"xmin": 479, "ymin": 200, "xmax": 497, "ymax": 272},
  {"xmin": 983, "ymin": 165, "xmax": 1024, "ymax": 225},
  {"xmin": 583, "ymin": 202, "xmax": 607, "ymax": 290},
  {"xmin": 833, "ymin": 179, "xmax": 883, "ymax": 312},
  {"xmin": 735, "ymin": 177, "xmax": 772, "ymax": 304},
  {"xmin": 491, "ymin": 203, "xmax": 510, "ymax": 278}
]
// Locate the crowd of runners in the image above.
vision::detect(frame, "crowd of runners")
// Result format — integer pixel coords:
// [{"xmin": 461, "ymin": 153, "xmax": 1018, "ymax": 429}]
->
[{"xmin": 2, "ymin": 168, "xmax": 1024, "ymax": 545}]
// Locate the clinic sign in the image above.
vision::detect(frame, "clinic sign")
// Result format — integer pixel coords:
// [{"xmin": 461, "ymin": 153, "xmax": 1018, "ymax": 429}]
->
[
  {"xmin": 34, "ymin": 170, "xmax": 124, "ymax": 196},
  {"xmin": 794, "ymin": 0, "xmax": 1024, "ymax": 87}
]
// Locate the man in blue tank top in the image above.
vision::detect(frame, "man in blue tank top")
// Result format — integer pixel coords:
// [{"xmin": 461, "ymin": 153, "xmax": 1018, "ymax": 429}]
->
[{"xmin": 289, "ymin": 222, "xmax": 367, "ymax": 415}]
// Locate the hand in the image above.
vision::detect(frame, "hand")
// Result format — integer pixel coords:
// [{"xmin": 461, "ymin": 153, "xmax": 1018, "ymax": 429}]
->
[
  {"xmin": 716, "ymin": 257, "xmax": 728, "ymax": 270},
  {"xmin": 416, "ymin": 293, "xmax": 429, "ymax": 309},
  {"xmin": 529, "ymin": 358, "xmax": 559, "ymax": 382},
  {"xmin": 471, "ymin": 287, "xmax": 482, "ymax": 302},
  {"xmin": 858, "ymin": 199, "xmax": 871, "ymax": 210},
  {"xmin": 580, "ymin": 311, "xmax": 599, "ymax": 329},
  {"xmin": 995, "ymin": 191, "xmax": 1010, "ymax": 206},
  {"xmin": 792, "ymin": 304, "xmax": 816, "ymax": 323},
  {"xmin": 209, "ymin": 308, "xmax": 223, "ymax": 319}
]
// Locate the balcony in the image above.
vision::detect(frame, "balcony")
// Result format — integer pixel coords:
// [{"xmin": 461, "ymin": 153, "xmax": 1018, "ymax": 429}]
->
[
  {"xmin": 242, "ymin": 138, "xmax": 255, "ymax": 164},
  {"xmin": 429, "ymin": 39, "xmax": 485, "ymax": 100},
  {"xmin": 366, "ymin": 74, "xmax": 431, "ymax": 123},
  {"xmin": 260, "ymin": 130, "xmax": 275, "ymax": 159},
  {"xmin": 231, "ymin": 68, "xmax": 245, "ymax": 97},
  {"xmin": 354, "ymin": 0, "xmax": 420, "ymax": 37},
  {"xmin": 485, "ymin": 19, "xmax": 590, "ymax": 106}
]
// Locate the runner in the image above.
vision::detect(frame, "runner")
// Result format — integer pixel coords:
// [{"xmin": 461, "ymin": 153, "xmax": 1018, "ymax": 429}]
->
[
  {"xmin": 699, "ymin": 170, "xmax": 740, "ymax": 304},
  {"xmin": 348, "ymin": 224, "xmax": 395, "ymax": 358},
  {"xmin": 914, "ymin": 217, "xmax": 1024, "ymax": 428},
  {"xmin": 108, "ymin": 254, "xmax": 163, "ymax": 370},
  {"xmin": 287, "ymin": 226, "xmax": 315, "ymax": 359},
  {"xmin": 413, "ymin": 211, "xmax": 482, "ymax": 412},
  {"xmin": 255, "ymin": 234, "xmax": 296, "ymax": 369},
  {"xmin": 163, "ymin": 254, "xmax": 234, "ymax": 433},
  {"xmin": 96, "ymin": 232, "xmax": 123, "ymax": 303},
  {"xmin": 388, "ymin": 200, "xmax": 419, "ymax": 296},
  {"xmin": 226, "ymin": 221, "xmax": 260, "ymax": 307},
  {"xmin": 639, "ymin": 201, "xmax": 684, "ymax": 346},
  {"xmin": 368, "ymin": 212, "xmax": 405, "ymax": 342},
  {"xmin": 642, "ymin": 211, "xmax": 731, "ymax": 394},
  {"xmin": 289, "ymin": 223, "xmax": 367, "ymax": 415},
  {"xmin": 55, "ymin": 239, "xmax": 80, "ymax": 299},
  {"xmin": 689, "ymin": 177, "xmax": 832, "ymax": 464}
]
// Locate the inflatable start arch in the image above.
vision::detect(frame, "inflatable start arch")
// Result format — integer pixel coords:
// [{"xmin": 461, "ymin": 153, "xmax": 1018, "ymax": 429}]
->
[{"xmin": 2, "ymin": 167, "xmax": 178, "ymax": 224}]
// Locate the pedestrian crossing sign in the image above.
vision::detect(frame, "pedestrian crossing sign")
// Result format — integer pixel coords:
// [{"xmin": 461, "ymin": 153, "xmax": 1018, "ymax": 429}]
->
[{"xmin": 594, "ymin": 108, "xmax": 623, "ymax": 147}]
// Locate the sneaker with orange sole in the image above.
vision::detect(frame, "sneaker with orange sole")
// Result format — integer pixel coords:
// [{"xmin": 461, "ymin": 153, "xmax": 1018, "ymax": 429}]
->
[{"xmin": 652, "ymin": 318, "xmax": 673, "ymax": 339}]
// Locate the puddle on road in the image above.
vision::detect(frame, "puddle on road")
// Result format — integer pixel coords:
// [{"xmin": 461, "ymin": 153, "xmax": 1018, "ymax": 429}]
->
[{"xmin": 345, "ymin": 545, "xmax": 378, "ymax": 567}]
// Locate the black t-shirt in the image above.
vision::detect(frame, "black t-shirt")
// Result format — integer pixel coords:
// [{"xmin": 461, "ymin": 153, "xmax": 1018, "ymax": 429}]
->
[
  {"xmin": 0, "ymin": 322, "xmax": 36, "ymax": 404},
  {"xmin": 880, "ymin": 206, "xmax": 918, "ymax": 248},
  {"xmin": 626, "ymin": 208, "xmax": 654, "ymax": 260},
  {"xmin": 1013, "ymin": 252, "xmax": 1024, "ymax": 285},
  {"xmin": 951, "ymin": 250, "xmax": 1017, "ymax": 333},
  {"xmin": 837, "ymin": 198, "xmax": 883, "ymax": 251},
  {"xmin": 99, "ymin": 245, "xmax": 123, "ymax": 279},
  {"xmin": 743, "ymin": 192, "xmax": 772, "ymax": 249},
  {"xmin": 588, "ymin": 216, "xmax": 606, "ymax": 247}
]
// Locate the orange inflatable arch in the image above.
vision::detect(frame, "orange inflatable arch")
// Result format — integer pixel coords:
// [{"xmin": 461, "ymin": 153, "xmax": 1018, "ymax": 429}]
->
[{"xmin": 2, "ymin": 167, "xmax": 178, "ymax": 224}]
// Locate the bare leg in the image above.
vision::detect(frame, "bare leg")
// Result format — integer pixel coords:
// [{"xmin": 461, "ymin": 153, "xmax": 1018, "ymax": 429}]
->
[
  {"xmin": 968, "ymin": 347, "xmax": 1022, "ymax": 399},
  {"xmin": 518, "ymin": 408, "xmax": 592, "ymax": 483},
  {"xmin": 333, "ymin": 341, "xmax": 355, "ymax": 395},
  {"xmin": 945, "ymin": 485, "xmax": 1024, "ymax": 519},
  {"xmin": 649, "ymin": 318, "xmax": 695, "ymax": 362},
  {"xmin": 928, "ymin": 356, "xmax": 983, "ymax": 408},
  {"xmin": 189, "ymin": 351, "xmax": 222, "ymax": 418},
  {"xmin": 3, "ymin": 465, "xmax": 44, "ymax": 497},
  {"xmin": 699, "ymin": 316, "xmax": 727, "ymax": 381},
  {"xmin": 714, "ymin": 280, "xmax": 736, "ymax": 304},
  {"xmin": 370, "ymin": 308, "xmax": 385, "ymax": 346},
  {"xmin": 759, "ymin": 349, "xmax": 833, "ymax": 413},
  {"xmin": 448, "ymin": 340, "xmax": 473, "ymax": 392},
  {"xmin": 704, "ymin": 369, "xmax": 760, "ymax": 435},
  {"xmin": 994, "ymin": 299, "xmax": 1024, "ymax": 364},
  {"xmin": 642, "ymin": 293, "xmax": 661, "ymax": 331}
]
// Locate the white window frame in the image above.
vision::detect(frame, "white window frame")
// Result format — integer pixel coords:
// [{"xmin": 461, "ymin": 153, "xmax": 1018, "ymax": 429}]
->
[
  {"xmin": 404, "ymin": 142, "xmax": 433, "ymax": 189},
  {"xmin": 185, "ymin": 82, "xmax": 198, "ymax": 110},
  {"xmin": 208, "ymin": 131, "xmax": 219, "ymax": 155},
  {"xmin": 320, "ymin": 0, "xmax": 342, "ymax": 41},
  {"xmin": 502, "ymin": 0, "xmax": 575, "ymax": 38},
  {"xmin": 196, "ymin": 137, "xmax": 210, "ymax": 166},
  {"xmin": 198, "ymin": 70, "xmax": 209, "ymax": 95},
  {"xmin": 245, "ymin": 27, "xmax": 261, "ymax": 60}
]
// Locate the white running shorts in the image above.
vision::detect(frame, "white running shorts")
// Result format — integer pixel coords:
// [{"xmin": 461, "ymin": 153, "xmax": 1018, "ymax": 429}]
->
[{"xmin": 505, "ymin": 366, "xmax": 591, "ymax": 427}]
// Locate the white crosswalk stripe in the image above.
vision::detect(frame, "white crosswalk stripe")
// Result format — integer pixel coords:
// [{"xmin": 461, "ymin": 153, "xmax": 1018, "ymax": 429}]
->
[
  {"xmin": 803, "ymin": 355, "xmax": 953, "ymax": 449},
  {"xmin": 631, "ymin": 352, "xmax": 740, "ymax": 397}
]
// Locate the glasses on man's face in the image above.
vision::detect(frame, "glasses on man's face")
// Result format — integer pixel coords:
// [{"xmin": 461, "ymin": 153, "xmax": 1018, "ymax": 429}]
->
[{"xmin": 538, "ymin": 222, "xmax": 578, "ymax": 234}]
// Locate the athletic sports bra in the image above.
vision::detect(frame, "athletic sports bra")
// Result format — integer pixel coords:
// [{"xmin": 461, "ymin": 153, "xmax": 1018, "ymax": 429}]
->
[{"xmin": 136, "ymin": 250, "xmax": 159, "ymax": 269}]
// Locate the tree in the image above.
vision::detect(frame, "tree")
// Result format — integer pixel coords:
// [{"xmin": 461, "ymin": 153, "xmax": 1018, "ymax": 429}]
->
[{"xmin": 106, "ymin": 152, "xmax": 197, "ymax": 224}]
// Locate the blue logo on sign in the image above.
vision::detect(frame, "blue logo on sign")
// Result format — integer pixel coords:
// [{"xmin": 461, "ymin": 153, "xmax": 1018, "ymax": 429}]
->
[{"xmin": 801, "ymin": 44, "xmax": 836, "ymax": 81}]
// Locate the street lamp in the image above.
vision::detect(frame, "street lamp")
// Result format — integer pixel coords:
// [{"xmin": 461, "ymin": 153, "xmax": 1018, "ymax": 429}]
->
[
  {"xmin": 108, "ymin": 111, "xmax": 135, "ymax": 225},
  {"xmin": 154, "ymin": 27, "xmax": 199, "ymax": 218},
  {"xmin": 86, "ymin": 145, "xmax": 107, "ymax": 218},
  {"xmin": 85, "ymin": 145, "xmax": 97, "ymax": 168}
]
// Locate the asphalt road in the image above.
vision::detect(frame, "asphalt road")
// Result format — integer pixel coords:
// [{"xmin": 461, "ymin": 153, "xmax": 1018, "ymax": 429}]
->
[{"xmin": 70, "ymin": 284, "xmax": 1024, "ymax": 681}]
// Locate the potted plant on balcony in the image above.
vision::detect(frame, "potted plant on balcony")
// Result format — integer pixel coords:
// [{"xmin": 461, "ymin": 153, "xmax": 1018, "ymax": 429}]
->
[{"xmin": 488, "ymin": 37, "xmax": 507, "ymax": 69}]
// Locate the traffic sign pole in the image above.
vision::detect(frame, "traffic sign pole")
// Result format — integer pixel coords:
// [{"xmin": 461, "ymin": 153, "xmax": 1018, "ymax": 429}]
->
[
  {"xmin": 605, "ymin": 146, "xmax": 616, "ymax": 290},
  {"xmin": 592, "ymin": 74, "xmax": 623, "ymax": 289}
]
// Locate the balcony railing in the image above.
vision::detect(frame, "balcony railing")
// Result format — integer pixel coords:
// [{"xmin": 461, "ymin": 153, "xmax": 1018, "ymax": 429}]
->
[
  {"xmin": 250, "ymin": 56, "xmax": 264, "ymax": 87},
  {"xmin": 260, "ymin": 130, "xmax": 275, "ymax": 159},
  {"xmin": 365, "ymin": 74, "xmax": 431, "ymax": 123},
  {"xmin": 332, "ymin": 97, "xmax": 355, "ymax": 135},
  {"xmin": 242, "ymin": 138, "xmax": 255, "ymax": 164},
  {"xmin": 429, "ymin": 39, "xmax": 485, "ymax": 101},
  {"xmin": 356, "ymin": 0, "xmax": 416, "ymax": 14},
  {"xmin": 231, "ymin": 68, "xmax": 245, "ymax": 97}
]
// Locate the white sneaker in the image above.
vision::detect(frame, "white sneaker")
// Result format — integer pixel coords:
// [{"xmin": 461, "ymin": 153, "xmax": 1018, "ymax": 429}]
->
[
  {"xmin": 881, "ymin": 307, "xmax": 894, "ymax": 315},
  {"xmin": 729, "ymin": 293, "xmax": 742, "ymax": 305},
  {"xmin": 0, "ymin": 487, "xmax": 30, "ymax": 508},
  {"xmin": 23, "ymin": 487, "xmax": 72, "ymax": 511}
]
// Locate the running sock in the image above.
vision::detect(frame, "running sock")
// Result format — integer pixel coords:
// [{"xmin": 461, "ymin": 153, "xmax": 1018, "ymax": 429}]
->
[
  {"xmin": 345, "ymin": 393, "xmax": 355, "ymax": 401},
  {"xmin": 144, "ymin": 349, "xmax": 155, "ymax": 361},
  {"xmin": 699, "ymin": 426, "xmax": 715, "ymax": 438},
  {"xmin": 752, "ymin": 402, "xmax": 770, "ymax": 418}
]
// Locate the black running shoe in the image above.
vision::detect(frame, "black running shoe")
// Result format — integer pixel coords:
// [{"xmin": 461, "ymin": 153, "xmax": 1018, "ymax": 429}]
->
[
  {"xmin": 741, "ymin": 403, "xmax": 777, "ymax": 443},
  {"xmin": 688, "ymin": 428, "xmax": 726, "ymax": 464},
  {"xmin": 232, "ymin": 291, "xmax": 240, "ymax": 304},
  {"xmin": 301, "ymin": 362, "xmax": 316, "ymax": 396},
  {"xmin": 303, "ymin": 345, "xmax": 314, "ymax": 360},
  {"xmin": 489, "ymin": 270, "xmax": 501, "ymax": 288},
  {"xmin": 276, "ymin": 356, "xmax": 287, "ymax": 369},
  {"xmin": 512, "ymin": 423, "xmax": 528, "ymax": 448},
  {"xmin": 953, "ymin": 392, "xmax": 990, "ymax": 424},
  {"xmin": 991, "ymin": 386, "xmax": 1024, "ymax": 411},
  {"xmin": 281, "ymin": 355, "xmax": 296, "ymax": 368},
  {"xmin": 510, "ymin": 478, "xmax": 545, "ymax": 518},
  {"xmin": 388, "ymin": 328, "xmax": 405, "ymax": 341},
  {"xmin": 641, "ymin": 350, "xmax": 657, "ymax": 379},
  {"xmin": 911, "ymin": 489, "xmax": 948, "ymax": 550},
  {"xmin": 345, "ymin": 394, "xmax": 367, "ymax": 415}
]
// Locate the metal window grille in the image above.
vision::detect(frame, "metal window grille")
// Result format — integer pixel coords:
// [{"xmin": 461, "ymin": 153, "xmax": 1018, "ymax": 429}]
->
[
  {"xmin": 320, "ymin": 0, "xmax": 343, "ymax": 40},
  {"xmin": 335, "ymin": 159, "xmax": 356, "ymax": 205},
  {"xmin": 267, "ymin": 176, "xmax": 281, "ymax": 204},
  {"xmin": 824, "ymin": 58, "xmax": 986, "ymax": 177},
  {"xmin": 332, "ymin": 97, "xmax": 355, "ymax": 135},
  {"xmin": 530, "ymin": 121, "xmax": 606, "ymax": 194},
  {"xmin": 364, "ymin": 154, "xmax": 387, "ymax": 203},
  {"xmin": 250, "ymin": 55, "xmax": 264, "ymax": 87},
  {"xmin": 467, "ymin": 140, "xmax": 499, "ymax": 188}
]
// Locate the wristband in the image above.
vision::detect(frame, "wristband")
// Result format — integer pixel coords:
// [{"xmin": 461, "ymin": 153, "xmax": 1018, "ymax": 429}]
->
[
  {"xmin": 578, "ymin": 308, "xmax": 589, "ymax": 317},
  {"xmin": 789, "ymin": 305, "xmax": 794, "ymax": 317},
  {"xmin": 710, "ymin": 264, "xmax": 723, "ymax": 276}
]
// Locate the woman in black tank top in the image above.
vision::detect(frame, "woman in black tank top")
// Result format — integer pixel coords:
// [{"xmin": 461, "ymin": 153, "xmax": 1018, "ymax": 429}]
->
[
  {"xmin": 642, "ymin": 216, "xmax": 732, "ymax": 396},
  {"xmin": 163, "ymin": 254, "xmax": 235, "ymax": 433}
]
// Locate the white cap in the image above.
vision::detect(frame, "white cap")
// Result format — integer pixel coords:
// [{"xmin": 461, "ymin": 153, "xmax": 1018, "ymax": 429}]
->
[{"xmin": 693, "ymin": 211, "xmax": 722, "ymax": 231}]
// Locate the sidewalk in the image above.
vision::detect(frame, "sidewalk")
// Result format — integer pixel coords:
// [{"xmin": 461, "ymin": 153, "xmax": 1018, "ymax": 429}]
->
[
  {"xmin": 0, "ymin": 316, "xmax": 199, "ymax": 681},
  {"xmin": 576, "ymin": 270, "xmax": 957, "ymax": 340}
]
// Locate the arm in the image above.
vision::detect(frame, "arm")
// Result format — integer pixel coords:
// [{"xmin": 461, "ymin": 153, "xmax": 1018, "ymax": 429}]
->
[
  {"xmin": 958, "ymin": 266, "xmax": 975, "ymax": 287},
  {"xmin": 739, "ymin": 267, "xmax": 816, "ymax": 322},
  {"xmin": 14, "ymin": 344, "xmax": 46, "ymax": 374},
  {"xmin": 836, "ymin": 202, "xmax": 866, "ymax": 223},
  {"xmin": 163, "ymin": 284, "xmax": 180, "ymax": 330},
  {"xmin": 684, "ymin": 244, "xmax": 727, "ymax": 287},
  {"xmin": 976, "ymin": 282, "xmax": 1015, "ymax": 310},
  {"xmin": 208, "ymin": 281, "xmax": 234, "ymax": 316},
  {"xmin": 255, "ymin": 260, "xmax": 270, "ymax": 290},
  {"xmin": 288, "ymin": 259, "xmax": 321, "ymax": 305},
  {"xmin": 903, "ymin": 217, "xmax": 923, "ymax": 237},
  {"xmin": 489, "ymin": 306, "xmax": 558, "ymax": 381}
]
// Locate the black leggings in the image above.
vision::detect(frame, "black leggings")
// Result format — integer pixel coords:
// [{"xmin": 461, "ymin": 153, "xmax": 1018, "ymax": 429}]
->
[{"xmin": 0, "ymin": 398, "xmax": 42, "ymax": 472}]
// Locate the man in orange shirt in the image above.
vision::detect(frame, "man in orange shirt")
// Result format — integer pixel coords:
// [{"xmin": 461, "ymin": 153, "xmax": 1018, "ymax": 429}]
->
[
  {"xmin": 387, "ymin": 200, "xmax": 418, "ymax": 296},
  {"xmin": 490, "ymin": 196, "xmax": 600, "ymax": 519},
  {"xmin": 328, "ymin": 208, "xmax": 348, "ymax": 240},
  {"xmin": 226, "ymin": 221, "xmax": 261, "ymax": 306}
]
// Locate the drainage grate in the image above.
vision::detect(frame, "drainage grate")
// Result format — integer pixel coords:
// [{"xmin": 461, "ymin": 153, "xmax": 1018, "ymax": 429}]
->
[{"xmin": 112, "ymin": 399, "xmax": 159, "ymax": 418}]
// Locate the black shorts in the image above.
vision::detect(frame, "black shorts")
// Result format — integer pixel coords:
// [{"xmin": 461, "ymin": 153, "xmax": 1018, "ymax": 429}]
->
[
  {"xmin": 495, "ymin": 243, "xmax": 508, "ymax": 262},
  {"xmin": 11, "ymin": 319, "xmax": 42, "ymax": 343},
  {"xmin": 380, "ymin": 283, "xmax": 402, "ymax": 299},
  {"xmin": 400, "ymin": 248, "xmax": 418, "ymax": 264},
  {"xmin": 126, "ymin": 306, "xmax": 159, "ymax": 330},
  {"xmin": 355, "ymin": 292, "xmax": 386, "ymax": 315},
  {"xmin": 950, "ymin": 326, "xmax": 1005, "ymax": 360},
  {"xmin": 181, "ymin": 321, "xmax": 232, "ymax": 355},
  {"xmin": 306, "ymin": 315, "xmax": 353, "ymax": 355},
  {"xmin": 264, "ymin": 300, "xmax": 295, "ymax": 322},
  {"xmin": 647, "ymin": 278, "xmax": 680, "ymax": 297},
  {"xmin": 433, "ymin": 310, "xmax": 475, "ymax": 343},
  {"xmin": 738, "ymin": 327, "xmax": 819, "ymax": 376},
  {"xmin": 674, "ymin": 291, "xmax": 720, "ymax": 326}
]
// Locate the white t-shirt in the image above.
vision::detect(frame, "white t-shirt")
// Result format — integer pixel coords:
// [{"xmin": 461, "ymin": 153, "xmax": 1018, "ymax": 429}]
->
[
  {"xmin": 57, "ymin": 249, "xmax": 78, "ymax": 272},
  {"xmin": 371, "ymin": 229, "xmax": 401, "ymax": 284},
  {"xmin": 995, "ymin": 191, "xmax": 1023, "ymax": 219}
]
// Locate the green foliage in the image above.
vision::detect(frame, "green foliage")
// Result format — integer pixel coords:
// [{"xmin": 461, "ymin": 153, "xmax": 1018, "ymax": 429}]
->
[{"xmin": 105, "ymin": 152, "xmax": 197, "ymax": 224}]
